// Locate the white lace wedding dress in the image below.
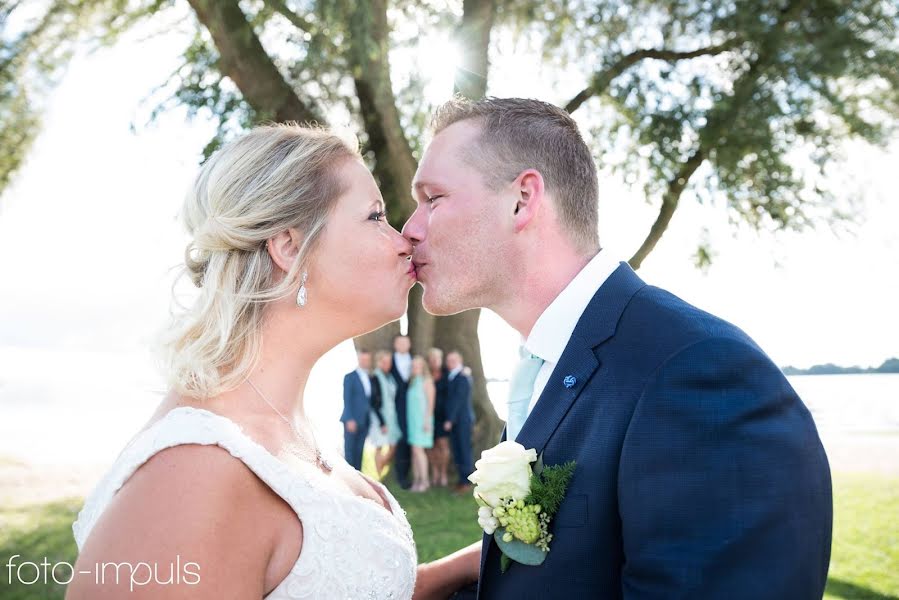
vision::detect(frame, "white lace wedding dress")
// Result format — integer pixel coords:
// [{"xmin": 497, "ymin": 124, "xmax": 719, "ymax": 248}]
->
[{"xmin": 72, "ymin": 406, "xmax": 418, "ymax": 599}]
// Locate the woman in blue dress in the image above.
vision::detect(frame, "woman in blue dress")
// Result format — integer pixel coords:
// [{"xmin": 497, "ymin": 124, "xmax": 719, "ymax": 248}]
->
[
  {"xmin": 406, "ymin": 356, "xmax": 435, "ymax": 492},
  {"xmin": 369, "ymin": 350, "xmax": 402, "ymax": 477}
]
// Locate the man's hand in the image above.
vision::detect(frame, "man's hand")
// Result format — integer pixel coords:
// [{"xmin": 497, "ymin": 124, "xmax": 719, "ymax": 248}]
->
[
  {"xmin": 346, "ymin": 420, "xmax": 358, "ymax": 434},
  {"xmin": 444, "ymin": 421, "xmax": 453, "ymax": 432}
]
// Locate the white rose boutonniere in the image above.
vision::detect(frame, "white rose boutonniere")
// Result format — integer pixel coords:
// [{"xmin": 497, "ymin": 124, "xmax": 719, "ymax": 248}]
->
[{"xmin": 468, "ymin": 441, "xmax": 576, "ymax": 573}]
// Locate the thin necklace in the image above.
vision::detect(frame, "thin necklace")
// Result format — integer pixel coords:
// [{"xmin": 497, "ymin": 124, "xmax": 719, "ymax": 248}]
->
[{"xmin": 246, "ymin": 378, "xmax": 333, "ymax": 473}]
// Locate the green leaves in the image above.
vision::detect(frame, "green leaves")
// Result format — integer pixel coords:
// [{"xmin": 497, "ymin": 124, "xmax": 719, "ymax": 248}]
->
[
  {"xmin": 525, "ymin": 459, "xmax": 576, "ymax": 518},
  {"xmin": 494, "ymin": 527, "xmax": 548, "ymax": 568}
]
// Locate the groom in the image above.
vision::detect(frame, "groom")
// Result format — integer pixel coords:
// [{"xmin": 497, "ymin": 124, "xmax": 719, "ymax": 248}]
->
[{"xmin": 406, "ymin": 97, "xmax": 832, "ymax": 599}]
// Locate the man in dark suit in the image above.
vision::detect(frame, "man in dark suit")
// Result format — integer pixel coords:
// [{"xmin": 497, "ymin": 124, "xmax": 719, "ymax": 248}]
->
[
  {"xmin": 405, "ymin": 97, "xmax": 832, "ymax": 599},
  {"xmin": 444, "ymin": 350, "xmax": 475, "ymax": 494},
  {"xmin": 391, "ymin": 334, "xmax": 413, "ymax": 489},
  {"xmin": 341, "ymin": 349, "xmax": 373, "ymax": 471}
]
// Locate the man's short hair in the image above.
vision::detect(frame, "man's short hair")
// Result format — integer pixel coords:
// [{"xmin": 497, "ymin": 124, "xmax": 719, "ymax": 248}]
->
[{"xmin": 430, "ymin": 96, "xmax": 599, "ymax": 253}]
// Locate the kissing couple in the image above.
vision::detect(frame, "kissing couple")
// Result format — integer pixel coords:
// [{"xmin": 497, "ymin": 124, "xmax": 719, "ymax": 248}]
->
[{"xmin": 67, "ymin": 97, "xmax": 832, "ymax": 600}]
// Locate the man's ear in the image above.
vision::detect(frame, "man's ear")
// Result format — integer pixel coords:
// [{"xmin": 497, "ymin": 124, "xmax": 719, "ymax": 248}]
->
[
  {"xmin": 512, "ymin": 169, "xmax": 545, "ymax": 233},
  {"xmin": 266, "ymin": 228, "xmax": 302, "ymax": 273}
]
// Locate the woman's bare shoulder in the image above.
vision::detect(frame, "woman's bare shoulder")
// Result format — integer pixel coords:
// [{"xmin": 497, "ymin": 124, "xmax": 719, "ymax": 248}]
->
[{"xmin": 67, "ymin": 443, "xmax": 301, "ymax": 599}]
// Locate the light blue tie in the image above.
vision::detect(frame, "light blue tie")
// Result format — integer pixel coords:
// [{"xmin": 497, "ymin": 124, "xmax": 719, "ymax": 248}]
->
[{"xmin": 506, "ymin": 347, "xmax": 544, "ymax": 442}]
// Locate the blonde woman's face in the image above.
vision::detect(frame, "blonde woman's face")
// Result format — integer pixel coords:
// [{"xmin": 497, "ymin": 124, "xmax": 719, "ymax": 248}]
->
[{"xmin": 311, "ymin": 159, "xmax": 416, "ymax": 335}]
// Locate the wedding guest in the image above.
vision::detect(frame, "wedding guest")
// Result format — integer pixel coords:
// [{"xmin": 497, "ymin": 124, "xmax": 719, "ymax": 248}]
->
[
  {"xmin": 427, "ymin": 347, "xmax": 452, "ymax": 487},
  {"xmin": 370, "ymin": 350, "xmax": 402, "ymax": 476},
  {"xmin": 444, "ymin": 350, "xmax": 474, "ymax": 494},
  {"xmin": 391, "ymin": 334, "xmax": 413, "ymax": 488},
  {"xmin": 341, "ymin": 350, "xmax": 373, "ymax": 471},
  {"xmin": 407, "ymin": 356, "xmax": 435, "ymax": 492}
]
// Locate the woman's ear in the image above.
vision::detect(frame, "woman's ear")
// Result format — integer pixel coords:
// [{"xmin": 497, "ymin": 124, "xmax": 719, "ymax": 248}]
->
[
  {"xmin": 512, "ymin": 169, "xmax": 545, "ymax": 233},
  {"xmin": 266, "ymin": 228, "xmax": 301, "ymax": 273}
]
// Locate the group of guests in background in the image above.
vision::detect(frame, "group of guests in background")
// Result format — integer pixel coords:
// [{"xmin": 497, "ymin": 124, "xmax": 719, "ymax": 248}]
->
[{"xmin": 341, "ymin": 334, "xmax": 475, "ymax": 493}]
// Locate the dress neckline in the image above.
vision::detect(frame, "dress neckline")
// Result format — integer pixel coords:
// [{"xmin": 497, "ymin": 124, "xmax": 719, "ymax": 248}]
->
[{"xmin": 155, "ymin": 405, "xmax": 399, "ymax": 519}]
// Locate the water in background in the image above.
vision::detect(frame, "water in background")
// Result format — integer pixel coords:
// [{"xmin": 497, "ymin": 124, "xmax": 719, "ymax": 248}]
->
[{"xmin": 1, "ymin": 345, "xmax": 897, "ymax": 467}]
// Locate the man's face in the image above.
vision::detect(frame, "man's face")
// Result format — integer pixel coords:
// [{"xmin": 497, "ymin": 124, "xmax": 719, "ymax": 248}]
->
[
  {"xmin": 446, "ymin": 352, "xmax": 462, "ymax": 371},
  {"xmin": 403, "ymin": 121, "xmax": 513, "ymax": 315},
  {"xmin": 394, "ymin": 336, "xmax": 411, "ymax": 354},
  {"xmin": 357, "ymin": 352, "xmax": 372, "ymax": 371}
]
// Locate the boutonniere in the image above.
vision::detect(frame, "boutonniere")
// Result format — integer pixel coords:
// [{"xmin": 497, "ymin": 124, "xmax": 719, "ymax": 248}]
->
[{"xmin": 468, "ymin": 441, "xmax": 576, "ymax": 573}]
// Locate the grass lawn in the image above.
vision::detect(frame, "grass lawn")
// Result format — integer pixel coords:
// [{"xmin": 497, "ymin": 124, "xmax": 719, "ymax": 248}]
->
[{"xmin": 0, "ymin": 472, "xmax": 895, "ymax": 599}]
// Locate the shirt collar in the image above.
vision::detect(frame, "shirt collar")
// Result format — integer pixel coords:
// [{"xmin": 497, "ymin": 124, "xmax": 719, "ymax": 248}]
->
[
  {"xmin": 523, "ymin": 250, "xmax": 621, "ymax": 364},
  {"xmin": 449, "ymin": 366, "xmax": 464, "ymax": 379}
]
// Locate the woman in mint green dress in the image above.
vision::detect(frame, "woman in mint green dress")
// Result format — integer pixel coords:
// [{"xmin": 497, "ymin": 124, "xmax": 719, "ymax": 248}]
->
[{"xmin": 406, "ymin": 356, "xmax": 435, "ymax": 492}]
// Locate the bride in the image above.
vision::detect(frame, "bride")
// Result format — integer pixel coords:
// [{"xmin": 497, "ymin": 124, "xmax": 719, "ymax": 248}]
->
[{"xmin": 66, "ymin": 124, "xmax": 478, "ymax": 599}]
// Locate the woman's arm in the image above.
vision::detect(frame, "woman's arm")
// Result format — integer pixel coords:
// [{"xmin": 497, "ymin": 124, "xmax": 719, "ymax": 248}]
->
[{"xmin": 414, "ymin": 541, "xmax": 481, "ymax": 600}]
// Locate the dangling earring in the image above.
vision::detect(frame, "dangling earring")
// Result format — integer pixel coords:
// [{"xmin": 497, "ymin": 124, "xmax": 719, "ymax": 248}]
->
[{"xmin": 296, "ymin": 271, "xmax": 308, "ymax": 307}]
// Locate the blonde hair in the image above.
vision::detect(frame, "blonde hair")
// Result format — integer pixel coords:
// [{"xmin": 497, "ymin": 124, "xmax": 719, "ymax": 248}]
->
[
  {"xmin": 159, "ymin": 123, "xmax": 359, "ymax": 399},
  {"xmin": 411, "ymin": 356, "xmax": 432, "ymax": 382}
]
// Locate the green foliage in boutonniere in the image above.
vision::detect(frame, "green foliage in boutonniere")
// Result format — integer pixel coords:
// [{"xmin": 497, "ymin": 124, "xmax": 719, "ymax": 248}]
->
[{"xmin": 526, "ymin": 454, "xmax": 576, "ymax": 516}]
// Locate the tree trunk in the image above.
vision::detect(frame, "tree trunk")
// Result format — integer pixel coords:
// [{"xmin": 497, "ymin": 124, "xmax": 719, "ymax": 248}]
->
[
  {"xmin": 186, "ymin": 0, "xmax": 321, "ymax": 124},
  {"xmin": 345, "ymin": 0, "xmax": 417, "ymax": 223},
  {"xmin": 453, "ymin": 0, "xmax": 495, "ymax": 100}
]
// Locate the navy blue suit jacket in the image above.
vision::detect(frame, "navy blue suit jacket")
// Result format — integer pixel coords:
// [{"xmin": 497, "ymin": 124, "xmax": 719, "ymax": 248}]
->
[
  {"xmin": 391, "ymin": 355, "xmax": 411, "ymax": 436},
  {"xmin": 340, "ymin": 371, "xmax": 371, "ymax": 427},
  {"xmin": 478, "ymin": 263, "xmax": 832, "ymax": 599},
  {"xmin": 446, "ymin": 372, "xmax": 475, "ymax": 426}
]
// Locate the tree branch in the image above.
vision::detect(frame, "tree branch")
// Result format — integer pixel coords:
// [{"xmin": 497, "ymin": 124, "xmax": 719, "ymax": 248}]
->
[
  {"xmin": 627, "ymin": 149, "xmax": 705, "ymax": 269},
  {"xmin": 565, "ymin": 38, "xmax": 743, "ymax": 114},
  {"xmin": 263, "ymin": 0, "xmax": 339, "ymax": 55},
  {"xmin": 186, "ymin": 0, "xmax": 322, "ymax": 124},
  {"xmin": 627, "ymin": 0, "xmax": 811, "ymax": 269}
]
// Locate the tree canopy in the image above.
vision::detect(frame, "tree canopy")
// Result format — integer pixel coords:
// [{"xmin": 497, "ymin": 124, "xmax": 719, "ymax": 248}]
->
[{"xmin": 2, "ymin": 0, "xmax": 897, "ymax": 451}]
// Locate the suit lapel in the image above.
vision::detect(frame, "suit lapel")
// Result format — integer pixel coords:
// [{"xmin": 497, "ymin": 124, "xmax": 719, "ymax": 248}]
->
[
  {"xmin": 477, "ymin": 263, "xmax": 646, "ymax": 584},
  {"xmin": 518, "ymin": 263, "xmax": 646, "ymax": 455}
]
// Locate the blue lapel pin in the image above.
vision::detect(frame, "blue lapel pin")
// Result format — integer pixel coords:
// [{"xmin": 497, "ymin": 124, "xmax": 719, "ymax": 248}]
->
[{"xmin": 563, "ymin": 375, "xmax": 577, "ymax": 388}]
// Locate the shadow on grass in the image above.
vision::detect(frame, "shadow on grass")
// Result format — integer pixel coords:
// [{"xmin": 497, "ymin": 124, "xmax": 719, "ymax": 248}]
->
[
  {"xmin": 0, "ymin": 498, "xmax": 81, "ymax": 600},
  {"xmin": 827, "ymin": 578, "xmax": 899, "ymax": 600}
]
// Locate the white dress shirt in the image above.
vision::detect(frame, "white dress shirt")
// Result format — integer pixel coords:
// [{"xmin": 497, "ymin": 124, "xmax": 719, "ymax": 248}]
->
[
  {"xmin": 448, "ymin": 366, "xmax": 464, "ymax": 381},
  {"xmin": 355, "ymin": 368, "xmax": 372, "ymax": 397},
  {"xmin": 394, "ymin": 352, "xmax": 412, "ymax": 382},
  {"xmin": 522, "ymin": 251, "xmax": 622, "ymax": 418}
]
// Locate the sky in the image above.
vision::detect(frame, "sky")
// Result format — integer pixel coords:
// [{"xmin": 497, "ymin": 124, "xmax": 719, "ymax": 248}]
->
[{"xmin": 1, "ymin": 15, "xmax": 897, "ymax": 391}]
